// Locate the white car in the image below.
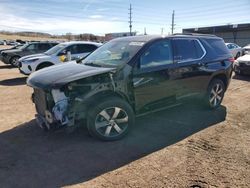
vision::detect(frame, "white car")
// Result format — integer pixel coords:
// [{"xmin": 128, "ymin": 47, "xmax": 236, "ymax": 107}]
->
[
  {"xmin": 19, "ymin": 41, "xmax": 102, "ymax": 75},
  {"xmin": 225, "ymin": 43, "xmax": 243, "ymax": 59},
  {"xmin": 243, "ymin": 44, "xmax": 250, "ymax": 55}
]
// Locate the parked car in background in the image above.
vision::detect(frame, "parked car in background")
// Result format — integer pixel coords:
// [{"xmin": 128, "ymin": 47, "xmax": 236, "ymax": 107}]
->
[
  {"xmin": 234, "ymin": 54, "xmax": 250, "ymax": 75},
  {"xmin": 19, "ymin": 41, "xmax": 102, "ymax": 75},
  {"xmin": 243, "ymin": 44, "xmax": 250, "ymax": 55},
  {"xmin": 27, "ymin": 34, "xmax": 233, "ymax": 141},
  {"xmin": 226, "ymin": 43, "xmax": 243, "ymax": 59},
  {"xmin": 0, "ymin": 44, "xmax": 23, "ymax": 61},
  {"xmin": 0, "ymin": 40, "xmax": 4, "ymax": 45},
  {"xmin": 1, "ymin": 41, "xmax": 59, "ymax": 67}
]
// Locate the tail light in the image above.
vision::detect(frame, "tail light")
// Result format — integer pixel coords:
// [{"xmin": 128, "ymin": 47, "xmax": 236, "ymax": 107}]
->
[{"xmin": 228, "ymin": 57, "xmax": 235, "ymax": 63}]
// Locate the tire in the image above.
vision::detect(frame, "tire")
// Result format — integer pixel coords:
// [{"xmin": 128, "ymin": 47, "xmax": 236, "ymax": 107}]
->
[
  {"xmin": 10, "ymin": 56, "xmax": 20, "ymax": 67},
  {"xmin": 234, "ymin": 69, "xmax": 241, "ymax": 75},
  {"xmin": 87, "ymin": 97, "xmax": 135, "ymax": 141},
  {"xmin": 235, "ymin": 52, "xmax": 240, "ymax": 59},
  {"xmin": 233, "ymin": 65, "xmax": 241, "ymax": 75},
  {"xmin": 205, "ymin": 79, "xmax": 225, "ymax": 109},
  {"xmin": 36, "ymin": 63, "xmax": 53, "ymax": 70}
]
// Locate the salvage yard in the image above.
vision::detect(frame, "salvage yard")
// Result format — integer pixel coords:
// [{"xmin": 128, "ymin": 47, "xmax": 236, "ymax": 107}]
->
[{"xmin": 0, "ymin": 52, "xmax": 250, "ymax": 187}]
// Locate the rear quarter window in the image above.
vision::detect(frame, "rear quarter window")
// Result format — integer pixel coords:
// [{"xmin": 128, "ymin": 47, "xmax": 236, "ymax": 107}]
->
[
  {"xmin": 204, "ymin": 38, "xmax": 230, "ymax": 56},
  {"xmin": 173, "ymin": 39, "xmax": 205, "ymax": 62}
]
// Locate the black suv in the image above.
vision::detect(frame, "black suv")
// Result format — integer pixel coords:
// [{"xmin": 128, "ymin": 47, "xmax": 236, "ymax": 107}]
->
[
  {"xmin": 1, "ymin": 41, "xmax": 58, "ymax": 66},
  {"xmin": 27, "ymin": 34, "xmax": 233, "ymax": 141}
]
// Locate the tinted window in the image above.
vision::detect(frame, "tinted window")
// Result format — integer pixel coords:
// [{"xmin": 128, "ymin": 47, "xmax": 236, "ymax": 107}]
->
[
  {"xmin": 173, "ymin": 39, "xmax": 204, "ymax": 62},
  {"xmin": 38, "ymin": 43, "xmax": 52, "ymax": 50},
  {"xmin": 65, "ymin": 45, "xmax": 78, "ymax": 54},
  {"xmin": 227, "ymin": 44, "xmax": 234, "ymax": 49},
  {"xmin": 26, "ymin": 44, "xmax": 38, "ymax": 50},
  {"xmin": 140, "ymin": 40, "xmax": 173, "ymax": 68},
  {"xmin": 206, "ymin": 39, "xmax": 230, "ymax": 55},
  {"xmin": 77, "ymin": 44, "xmax": 98, "ymax": 53}
]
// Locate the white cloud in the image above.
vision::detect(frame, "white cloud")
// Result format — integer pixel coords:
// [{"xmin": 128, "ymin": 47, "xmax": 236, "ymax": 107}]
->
[
  {"xmin": 89, "ymin": 15, "xmax": 103, "ymax": 19},
  {"xmin": 0, "ymin": 5, "xmax": 127, "ymax": 35}
]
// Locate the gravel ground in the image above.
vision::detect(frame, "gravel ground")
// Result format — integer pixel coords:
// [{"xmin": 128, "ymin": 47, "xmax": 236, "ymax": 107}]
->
[{"xmin": 0, "ymin": 54, "xmax": 249, "ymax": 188}]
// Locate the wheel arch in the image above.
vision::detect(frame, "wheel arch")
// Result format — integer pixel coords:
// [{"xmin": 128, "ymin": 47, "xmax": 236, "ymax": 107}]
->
[
  {"xmin": 210, "ymin": 73, "xmax": 228, "ymax": 89},
  {"xmin": 36, "ymin": 61, "xmax": 54, "ymax": 70},
  {"xmin": 85, "ymin": 90, "xmax": 135, "ymax": 112},
  {"xmin": 10, "ymin": 55, "xmax": 21, "ymax": 62}
]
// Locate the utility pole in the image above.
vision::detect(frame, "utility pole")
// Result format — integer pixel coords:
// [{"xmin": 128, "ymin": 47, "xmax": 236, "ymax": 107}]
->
[
  {"xmin": 129, "ymin": 4, "xmax": 132, "ymax": 36},
  {"xmin": 144, "ymin": 27, "xmax": 147, "ymax": 35},
  {"xmin": 171, "ymin": 10, "xmax": 175, "ymax": 34}
]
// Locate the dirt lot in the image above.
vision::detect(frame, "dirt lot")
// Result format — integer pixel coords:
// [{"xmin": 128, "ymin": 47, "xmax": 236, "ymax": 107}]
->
[{"xmin": 0, "ymin": 53, "xmax": 250, "ymax": 187}]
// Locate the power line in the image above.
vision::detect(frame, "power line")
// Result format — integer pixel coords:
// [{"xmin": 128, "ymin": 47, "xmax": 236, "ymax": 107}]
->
[
  {"xmin": 171, "ymin": 10, "xmax": 175, "ymax": 34},
  {"xmin": 128, "ymin": 4, "xmax": 132, "ymax": 35}
]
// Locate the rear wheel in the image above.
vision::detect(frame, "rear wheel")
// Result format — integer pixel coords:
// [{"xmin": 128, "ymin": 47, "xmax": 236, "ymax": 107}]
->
[
  {"xmin": 10, "ymin": 56, "xmax": 20, "ymax": 67},
  {"xmin": 205, "ymin": 79, "xmax": 225, "ymax": 109},
  {"xmin": 87, "ymin": 97, "xmax": 135, "ymax": 141}
]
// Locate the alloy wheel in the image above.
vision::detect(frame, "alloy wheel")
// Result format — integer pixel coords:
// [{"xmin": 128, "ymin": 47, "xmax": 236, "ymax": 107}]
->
[
  {"xmin": 209, "ymin": 83, "xmax": 224, "ymax": 107},
  {"xmin": 95, "ymin": 107, "xmax": 129, "ymax": 138},
  {"xmin": 12, "ymin": 57, "xmax": 19, "ymax": 67}
]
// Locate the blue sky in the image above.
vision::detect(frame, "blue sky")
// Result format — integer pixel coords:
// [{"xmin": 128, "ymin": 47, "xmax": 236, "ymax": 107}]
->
[{"xmin": 0, "ymin": 0, "xmax": 249, "ymax": 35}]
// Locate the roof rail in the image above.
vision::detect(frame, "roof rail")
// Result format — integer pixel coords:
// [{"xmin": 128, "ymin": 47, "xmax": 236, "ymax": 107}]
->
[{"xmin": 173, "ymin": 33, "xmax": 217, "ymax": 37}]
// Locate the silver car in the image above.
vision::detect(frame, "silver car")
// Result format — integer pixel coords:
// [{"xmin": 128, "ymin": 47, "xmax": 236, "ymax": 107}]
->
[
  {"xmin": 243, "ymin": 44, "xmax": 250, "ymax": 55},
  {"xmin": 226, "ymin": 43, "xmax": 243, "ymax": 59}
]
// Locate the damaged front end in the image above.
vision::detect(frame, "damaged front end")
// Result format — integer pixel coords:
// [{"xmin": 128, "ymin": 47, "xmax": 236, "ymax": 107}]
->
[
  {"xmin": 33, "ymin": 88, "xmax": 74, "ymax": 131},
  {"xmin": 31, "ymin": 71, "xmax": 127, "ymax": 131}
]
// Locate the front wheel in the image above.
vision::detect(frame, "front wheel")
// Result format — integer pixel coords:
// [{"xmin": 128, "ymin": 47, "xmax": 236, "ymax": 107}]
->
[
  {"xmin": 205, "ymin": 79, "xmax": 225, "ymax": 109},
  {"xmin": 10, "ymin": 56, "xmax": 20, "ymax": 67},
  {"xmin": 87, "ymin": 97, "xmax": 135, "ymax": 141}
]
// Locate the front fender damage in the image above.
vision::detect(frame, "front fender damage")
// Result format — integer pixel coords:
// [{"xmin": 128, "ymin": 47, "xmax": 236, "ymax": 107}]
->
[{"xmin": 41, "ymin": 72, "xmax": 128, "ymax": 131}]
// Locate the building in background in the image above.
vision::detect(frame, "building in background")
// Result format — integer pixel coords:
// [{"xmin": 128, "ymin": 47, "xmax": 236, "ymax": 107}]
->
[
  {"xmin": 105, "ymin": 32, "xmax": 136, "ymax": 41},
  {"xmin": 183, "ymin": 23, "xmax": 250, "ymax": 47}
]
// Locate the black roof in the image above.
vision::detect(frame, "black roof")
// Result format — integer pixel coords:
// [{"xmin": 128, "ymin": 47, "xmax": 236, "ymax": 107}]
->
[{"xmin": 112, "ymin": 33, "xmax": 220, "ymax": 43}]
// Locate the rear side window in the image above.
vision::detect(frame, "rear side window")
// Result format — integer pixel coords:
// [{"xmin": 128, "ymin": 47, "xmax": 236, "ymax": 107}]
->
[
  {"xmin": 173, "ymin": 39, "xmax": 205, "ymax": 62},
  {"xmin": 205, "ymin": 38, "xmax": 230, "ymax": 55},
  {"xmin": 77, "ymin": 44, "xmax": 98, "ymax": 53}
]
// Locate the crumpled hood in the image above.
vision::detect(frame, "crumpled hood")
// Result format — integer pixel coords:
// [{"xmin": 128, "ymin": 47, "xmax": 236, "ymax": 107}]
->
[
  {"xmin": 27, "ymin": 61, "xmax": 116, "ymax": 89},
  {"xmin": 237, "ymin": 54, "xmax": 250, "ymax": 62},
  {"xmin": 19, "ymin": 53, "xmax": 46, "ymax": 61}
]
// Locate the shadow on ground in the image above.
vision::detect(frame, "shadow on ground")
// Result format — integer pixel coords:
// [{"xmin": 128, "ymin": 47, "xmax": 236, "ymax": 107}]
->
[
  {"xmin": 0, "ymin": 77, "xmax": 27, "ymax": 86},
  {"xmin": 0, "ymin": 103, "xmax": 227, "ymax": 188},
  {"xmin": 0, "ymin": 65, "xmax": 15, "ymax": 69},
  {"xmin": 233, "ymin": 74, "xmax": 250, "ymax": 81}
]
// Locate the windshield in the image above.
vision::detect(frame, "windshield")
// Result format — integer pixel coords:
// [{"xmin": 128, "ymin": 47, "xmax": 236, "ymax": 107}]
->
[
  {"xmin": 44, "ymin": 43, "xmax": 66, "ymax": 55},
  {"xmin": 82, "ymin": 40, "xmax": 144, "ymax": 67}
]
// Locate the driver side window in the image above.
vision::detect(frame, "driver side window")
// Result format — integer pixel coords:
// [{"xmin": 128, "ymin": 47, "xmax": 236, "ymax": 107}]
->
[
  {"xmin": 26, "ymin": 44, "xmax": 37, "ymax": 51},
  {"xmin": 140, "ymin": 40, "xmax": 173, "ymax": 69}
]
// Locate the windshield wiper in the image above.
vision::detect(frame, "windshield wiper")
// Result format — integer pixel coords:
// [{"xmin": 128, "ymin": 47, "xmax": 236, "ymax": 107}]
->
[{"xmin": 84, "ymin": 62, "xmax": 102, "ymax": 67}]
